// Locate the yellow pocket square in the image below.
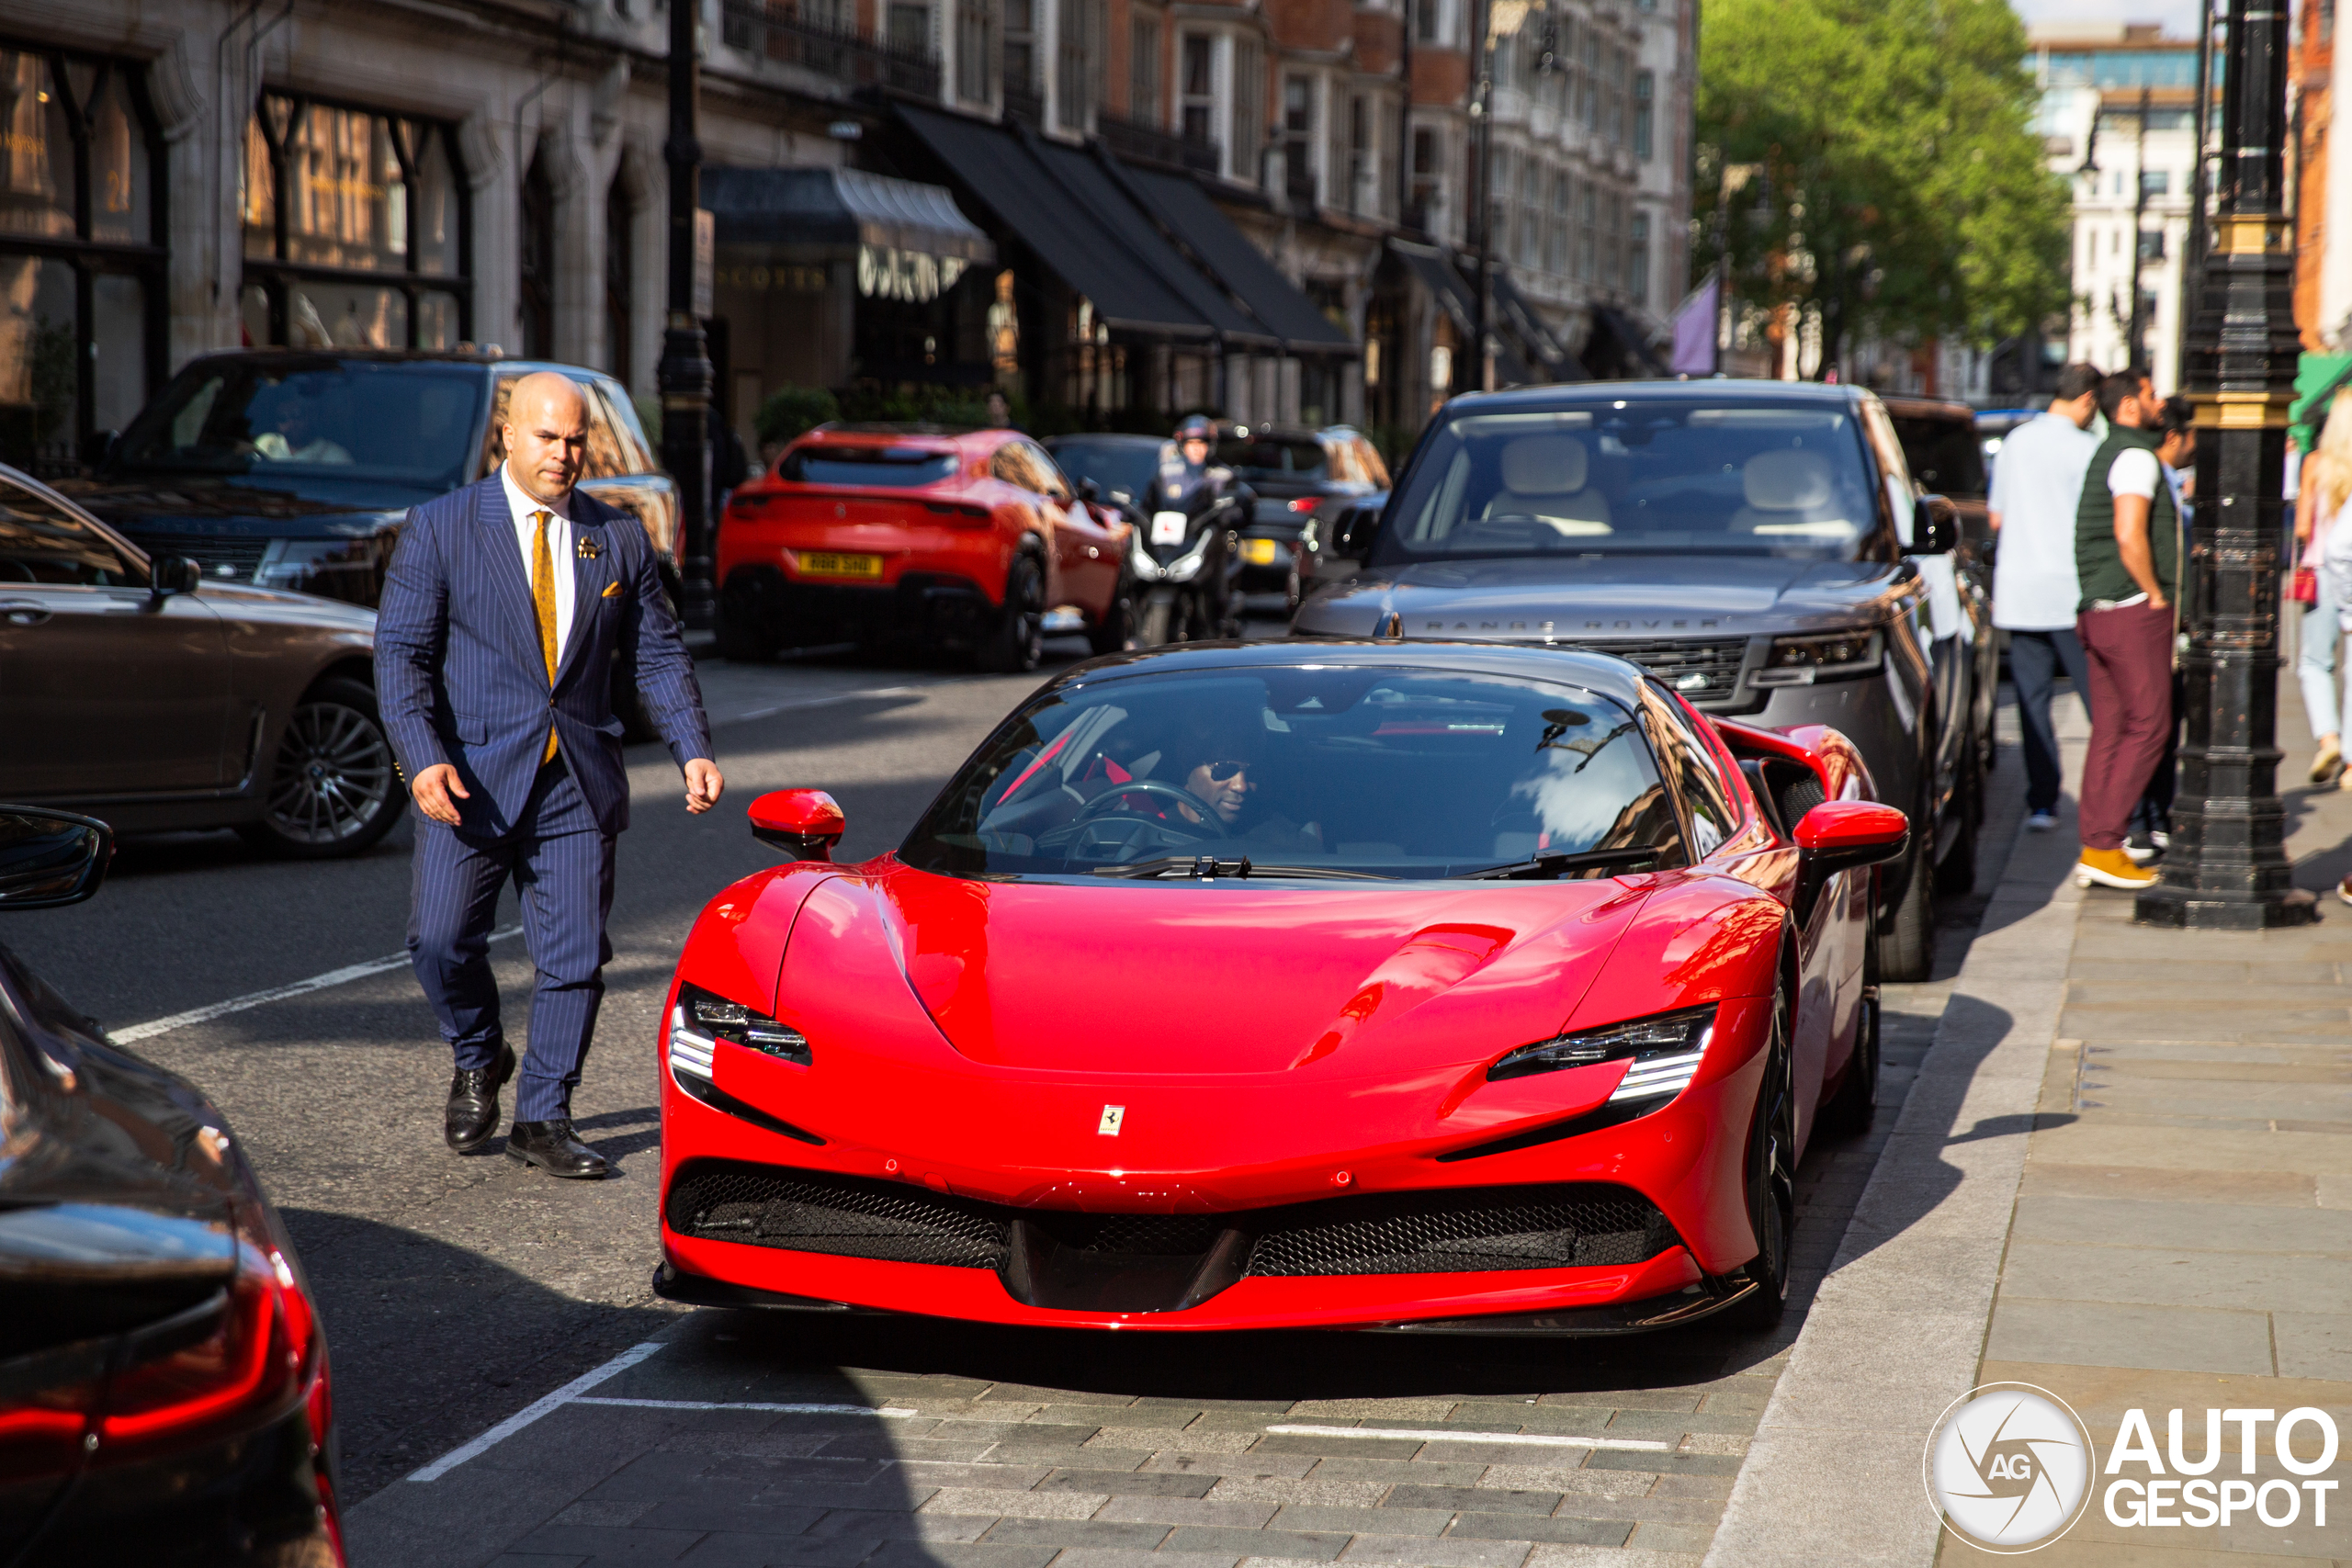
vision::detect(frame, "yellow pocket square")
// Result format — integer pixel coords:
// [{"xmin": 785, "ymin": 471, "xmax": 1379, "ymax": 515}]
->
[{"xmin": 601, "ymin": 581, "xmax": 624, "ymax": 598}]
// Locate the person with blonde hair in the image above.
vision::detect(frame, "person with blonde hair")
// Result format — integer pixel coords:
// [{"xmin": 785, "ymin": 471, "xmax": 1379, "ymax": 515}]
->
[{"xmin": 2298, "ymin": 388, "xmax": 2352, "ymax": 784}]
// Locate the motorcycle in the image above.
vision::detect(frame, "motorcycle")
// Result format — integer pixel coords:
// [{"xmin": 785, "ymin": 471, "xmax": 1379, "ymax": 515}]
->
[{"xmin": 1129, "ymin": 463, "xmax": 1251, "ymax": 646}]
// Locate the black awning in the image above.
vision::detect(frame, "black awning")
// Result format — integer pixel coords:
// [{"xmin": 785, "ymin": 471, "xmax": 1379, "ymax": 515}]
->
[
  {"xmin": 1025, "ymin": 140, "xmax": 1274, "ymax": 347},
  {"xmin": 898, "ymin": 106, "xmax": 1216, "ymax": 339},
  {"xmin": 1391, "ymin": 240, "xmax": 1533, "ymax": 386},
  {"xmin": 1490, "ymin": 269, "xmax": 1581, "ymax": 379},
  {"xmin": 1586, "ymin": 305, "xmax": 1671, "ymax": 378},
  {"xmin": 701, "ymin": 166, "xmax": 995, "ymax": 262},
  {"xmin": 1121, "ymin": 166, "xmax": 1358, "ymax": 355}
]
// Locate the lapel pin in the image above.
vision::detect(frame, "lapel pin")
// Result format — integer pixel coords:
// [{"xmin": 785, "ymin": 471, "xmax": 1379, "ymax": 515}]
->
[{"xmin": 576, "ymin": 536, "xmax": 602, "ymax": 560}]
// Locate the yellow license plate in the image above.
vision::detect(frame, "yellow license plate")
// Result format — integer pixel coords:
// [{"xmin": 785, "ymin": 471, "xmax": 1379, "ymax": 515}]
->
[
  {"xmin": 1241, "ymin": 538, "xmax": 1281, "ymax": 566},
  {"xmin": 798, "ymin": 551, "xmax": 885, "ymax": 580}
]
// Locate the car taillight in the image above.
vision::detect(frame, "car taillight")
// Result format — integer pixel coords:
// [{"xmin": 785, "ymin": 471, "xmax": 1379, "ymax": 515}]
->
[
  {"xmin": 0, "ymin": 1200, "xmax": 342, "ymax": 1560},
  {"xmin": 1288, "ymin": 497, "xmax": 1320, "ymax": 513}
]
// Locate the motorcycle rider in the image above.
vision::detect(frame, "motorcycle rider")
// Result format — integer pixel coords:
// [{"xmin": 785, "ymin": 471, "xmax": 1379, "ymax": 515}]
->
[{"xmin": 1141, "ymin": 415, "xmax": 1242, "ymax": 638}]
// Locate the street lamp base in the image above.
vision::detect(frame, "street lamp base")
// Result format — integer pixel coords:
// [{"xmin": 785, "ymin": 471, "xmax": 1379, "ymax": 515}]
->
[{"xmin": 2134, "ymin": 885, "xmax": 2320, "ymax": 930}]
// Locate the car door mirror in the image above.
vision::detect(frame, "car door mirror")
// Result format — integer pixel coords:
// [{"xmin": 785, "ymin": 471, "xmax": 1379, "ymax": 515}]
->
[
  {"xmin": 1910, "ymin": 495, "xmax": 1959, "ymax": 556},
  {"xmin": 1332, "ymin": 501, "xmax": 1383, "ymax": 560},
  {"xmin": 1073, "ymin": 477, "xmax": 1100, "ymax": 503},
  {"xmin": 149, "ymin": 554, "xmax": 201, "ymax": 598},
  {"xmin": 1794, "ymin": 800, "xmax": 1910, "ymax": 873},
  {"xmin": 0, "ymin": 808, "xmax": 113, "ymax": 910},
  {"xmin": 749, "ymin": 789, "xmax": 845, "ymax": 862}
]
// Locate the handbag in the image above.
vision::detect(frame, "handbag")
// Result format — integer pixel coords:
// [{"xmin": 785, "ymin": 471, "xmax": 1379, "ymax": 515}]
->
[{"xmin": 2290, "ymin": 567, "xmax": 2320, "ymax": 605}]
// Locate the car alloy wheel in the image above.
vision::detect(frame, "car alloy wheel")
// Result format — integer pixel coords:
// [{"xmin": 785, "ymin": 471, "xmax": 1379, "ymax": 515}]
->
[
  {"xmin": 1726, "ymin": 969, "xmax": 1797, "ymax": 1328},
  {"xmin": 978, "ymin": 552, "xmax": 1046, "ymax": 672},
  {"xmin": 243, "ymin": 678, "xmax": 403, "ymax": 858}
]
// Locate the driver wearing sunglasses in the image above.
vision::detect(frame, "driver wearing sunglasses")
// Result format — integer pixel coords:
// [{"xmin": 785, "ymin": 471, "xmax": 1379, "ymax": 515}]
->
[{"xmin": 1182, "ymin": 756, "xmax": 1254, "ymax": 826}]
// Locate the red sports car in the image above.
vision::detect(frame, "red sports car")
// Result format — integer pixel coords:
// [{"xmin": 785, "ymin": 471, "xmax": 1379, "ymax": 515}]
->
[
  {"xmin": 716, "ymin": 424, "xmax": 1133, "ymax": 671},
  {"xmin": 653, "ymin": 642, "xmax": 1907, "ymax": 1334}
]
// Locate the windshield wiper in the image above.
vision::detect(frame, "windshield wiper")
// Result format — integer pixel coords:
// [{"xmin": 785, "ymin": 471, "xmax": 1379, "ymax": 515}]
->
[
  {"xmin": 1090, "ymin": 854, "xmax": 1392, "ymax": 881},
  {"xmin": 1459, "ymin": 847, "xmax": 1663, "ymax": 881}
]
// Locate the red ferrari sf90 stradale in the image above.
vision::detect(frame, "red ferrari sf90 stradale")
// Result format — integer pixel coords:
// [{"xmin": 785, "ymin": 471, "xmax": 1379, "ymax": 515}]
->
[{"xmin": 653, "ymin": 642, "xmax": 1907, "ymax": 1335}]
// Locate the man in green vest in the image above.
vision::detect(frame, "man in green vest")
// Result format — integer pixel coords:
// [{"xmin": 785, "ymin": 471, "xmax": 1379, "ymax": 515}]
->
[{"xmin": 2073, "ymin": 370, "xmax": 2181, "ymax": 891}]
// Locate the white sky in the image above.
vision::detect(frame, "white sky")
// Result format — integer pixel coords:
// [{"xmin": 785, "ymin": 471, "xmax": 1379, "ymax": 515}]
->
[{"xmin": 2009, "ymin": 0, "xmax": 2201, "ymax": 35}]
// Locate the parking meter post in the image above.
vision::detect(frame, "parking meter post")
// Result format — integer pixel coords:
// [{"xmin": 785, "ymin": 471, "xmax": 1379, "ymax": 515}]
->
[
  {"xmin": 661, "ymin": 0, "xmax": 717, "ymax": 631},
  {"xmin": 2136, "ymin": 0, "xmax": 2318, "ymax": 930}
]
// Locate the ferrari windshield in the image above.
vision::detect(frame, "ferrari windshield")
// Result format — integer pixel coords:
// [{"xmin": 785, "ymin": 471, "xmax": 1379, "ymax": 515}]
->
[
  {"xmin": 901, "ymin": 666, "xmax": 1685, "ymax": 880},
  {"xmin": 1375, "ymin": 400, "xmax": 1885, "ymax": 562}
]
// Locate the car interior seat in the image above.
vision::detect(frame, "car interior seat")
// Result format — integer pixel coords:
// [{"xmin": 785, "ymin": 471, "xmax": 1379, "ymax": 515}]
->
[
  {"xmin": 1730, "ymin": 448, "xmax": 1855, "ymax": 539},
  {"xmin": 1480, "ymin": 437, "xmax": 1611, "ymax": 536}
]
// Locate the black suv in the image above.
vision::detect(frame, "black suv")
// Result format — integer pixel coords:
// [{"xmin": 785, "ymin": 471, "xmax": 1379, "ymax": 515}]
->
[
  {"xmin": 62, "ymin": 351, "xmax": 678, "ymax": 607},
  {"xmin": 1216, "ymin": 424, "xmax": 1390, "ymax": 609},
  {"xmin": 1295, "ymin": 380, "xmax": 1993, "ymax": 980}
]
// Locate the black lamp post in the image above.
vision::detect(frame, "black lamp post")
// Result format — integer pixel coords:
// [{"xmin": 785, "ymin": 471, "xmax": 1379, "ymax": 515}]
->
[
  {"xmin": 661, "ymin": 0, "xmax": 717, "ymax": 630},
  {"xmin": 2136, "ymin": 0, "xmax": 2318, "ymax": 929}
]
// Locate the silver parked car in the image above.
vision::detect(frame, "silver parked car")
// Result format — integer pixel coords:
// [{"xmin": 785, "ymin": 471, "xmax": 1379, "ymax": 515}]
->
[{"xmin": 0, "ymin": 464, "xmax": 393, "ymax": 857}]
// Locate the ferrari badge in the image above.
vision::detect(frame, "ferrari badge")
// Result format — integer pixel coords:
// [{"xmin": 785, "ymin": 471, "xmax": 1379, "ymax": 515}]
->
[
  {"xmin": 575, "ymin": 536, "xmax": 602, "ymax": 560},
  {"xmin": 1097, "ymin": 1105, "xmax": 1125, "ymax": 1136}
]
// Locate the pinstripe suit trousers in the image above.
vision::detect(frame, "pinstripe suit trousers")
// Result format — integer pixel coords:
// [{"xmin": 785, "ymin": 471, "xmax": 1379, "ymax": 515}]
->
[{"xmin": 407, "ymin": 756, "xmax": 614, "ymax": 1121}]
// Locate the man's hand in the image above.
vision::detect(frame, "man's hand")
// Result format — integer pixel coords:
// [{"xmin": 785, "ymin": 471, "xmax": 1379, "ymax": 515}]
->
[
  {"xmin": 684, "ymin": 758, "xmax": 724, "ymax": 814},
  {"xmin": 413, "ymin": 763, "xmax": 470, "ymax": 826}
]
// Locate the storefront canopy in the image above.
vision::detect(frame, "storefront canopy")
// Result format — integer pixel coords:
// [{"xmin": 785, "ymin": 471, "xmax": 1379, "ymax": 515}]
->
[
  {"xmin": 899, "ymin": 105, "xmax": 1216, "ymax": 340},
  {"xmin": 1391, "ymin": 239, "xmax": 1533, "ymax": 387},
  {"xmin": 1121, "ymin": 166, "xmax": 1357, "ymax": 356},
  {"xmin": 701, "ymin": 166, "xmax": 994, "ymax": 262},
  {"xmin": 1584, "ymin": 304, "xmax": 1670, "ymax": 380}
]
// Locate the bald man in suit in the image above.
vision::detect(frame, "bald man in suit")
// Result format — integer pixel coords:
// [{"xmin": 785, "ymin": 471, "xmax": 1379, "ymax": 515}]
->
[{"xmin": 377, "ymin": 372, "xmax": 722, "ymax": 1177}]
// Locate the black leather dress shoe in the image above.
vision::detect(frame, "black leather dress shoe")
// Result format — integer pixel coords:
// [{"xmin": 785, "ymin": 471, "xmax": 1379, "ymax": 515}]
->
[
  {"xmin": 506, "ymin": 1119, "xmax": 611, "ymax": 1179},
  {"xmin": 446, "ymin": 1043, "xmax": 516, "ymax": 1153}
]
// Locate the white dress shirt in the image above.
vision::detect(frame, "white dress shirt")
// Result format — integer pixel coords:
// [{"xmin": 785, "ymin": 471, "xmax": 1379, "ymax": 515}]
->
[
  {"xmin": 1986, "ymin": 410, "xmax": 2099, "ymax": 631},
  {"xmin": 501, "ymin": 461, "xmax": 575, "ymax": 665}
]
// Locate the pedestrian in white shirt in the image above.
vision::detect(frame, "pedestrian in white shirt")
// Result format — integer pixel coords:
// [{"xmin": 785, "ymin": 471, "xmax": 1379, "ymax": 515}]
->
[
  {"xmin": 1988, "ymin": 363, "xmax": 2103, "ymax": 831},
  {"xmin": 2295, "ymin": 389, "xmax": 2352, "ymax": 785}
]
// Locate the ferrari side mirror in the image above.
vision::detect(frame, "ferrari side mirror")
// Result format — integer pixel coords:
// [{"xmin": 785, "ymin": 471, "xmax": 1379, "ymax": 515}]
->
[
  {"xmin": 0, "ymin": 807, "xmax": 113, "ymax": 910},
  {"xmin": 1793, "ymin": 800, "xmax": 1910, "ymax": 873},
  {"xmin": 749, "ymin": 789, "xmax": 845, "ymax": 862}
]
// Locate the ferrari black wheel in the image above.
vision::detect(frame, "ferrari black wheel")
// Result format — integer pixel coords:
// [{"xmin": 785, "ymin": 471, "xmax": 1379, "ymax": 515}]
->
[
  {"xmin": 1724, "ymin": 970, "xmax": 1797, "ymax": 1328},
  {"xmin": 978, "ymin": 551, "xmax": 1046, "ymax": 672}
]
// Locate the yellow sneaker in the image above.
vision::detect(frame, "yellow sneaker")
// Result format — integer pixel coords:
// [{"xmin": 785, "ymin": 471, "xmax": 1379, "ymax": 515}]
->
[{"xmin": 2075, "ymin": 847, "xmax": 2160, "ymax": 889}]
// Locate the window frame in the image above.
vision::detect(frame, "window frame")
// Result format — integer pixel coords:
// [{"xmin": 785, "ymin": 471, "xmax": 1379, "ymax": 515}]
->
[
  {"xmin": 0, "ymin": 39, "xmax": 170, "ymax": 475},
  {"xmin": 241, "ymin": 88, "xmax": 473, "ymax": 351}
]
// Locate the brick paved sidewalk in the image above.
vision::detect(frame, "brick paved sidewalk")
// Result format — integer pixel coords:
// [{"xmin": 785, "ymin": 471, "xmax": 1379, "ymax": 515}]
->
[{"xmin": 1714, "ymin": 676, "xmax": 2352, "ymax": 1566}]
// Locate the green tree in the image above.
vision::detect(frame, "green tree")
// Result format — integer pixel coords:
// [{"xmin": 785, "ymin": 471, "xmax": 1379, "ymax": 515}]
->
[{"xmin": 1692, "ymin": 0, "xmax": 2069, "ymax": 377}]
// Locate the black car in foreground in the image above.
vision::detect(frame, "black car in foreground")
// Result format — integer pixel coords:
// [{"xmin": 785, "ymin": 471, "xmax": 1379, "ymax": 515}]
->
[
  {"xmin": 1295, "ymin": 380, "xmax": 1988, "ymax": 981},
  {"xmin": 61, "ymin": 350, "xmax": 677, "ymax": 608},
  {"xmin": 0, "ymin": 809, "xmax": 343, "ymax": 1565}
]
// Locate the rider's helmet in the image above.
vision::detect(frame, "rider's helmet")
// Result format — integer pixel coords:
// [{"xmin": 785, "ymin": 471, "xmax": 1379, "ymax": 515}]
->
[{"xmin": 1174, "ymin": 414, "xmax": 1217, "ymax": 446}]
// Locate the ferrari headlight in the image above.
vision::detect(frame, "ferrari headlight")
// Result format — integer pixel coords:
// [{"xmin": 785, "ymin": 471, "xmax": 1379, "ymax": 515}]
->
[
  {"xmin": 1487, "ymin": 1005, "xmax": 1716, "ymax": 1106},
  {"xmin": 1749, "ymin": 628, "xmax": 1883, "ymax": 687},
  {"xmin": 669, "ymin": 982, "xmax": 809, "ymax": 1086}
]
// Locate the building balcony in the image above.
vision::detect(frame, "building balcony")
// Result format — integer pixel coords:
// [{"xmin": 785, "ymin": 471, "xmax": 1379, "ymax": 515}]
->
[
  {"xmin": 718, "ymin": 0, "xmax": 942, "ymax": 98},
  {"xmin": 1096, "ymin": 110, "xmax": 1220, "ymax": 175}
]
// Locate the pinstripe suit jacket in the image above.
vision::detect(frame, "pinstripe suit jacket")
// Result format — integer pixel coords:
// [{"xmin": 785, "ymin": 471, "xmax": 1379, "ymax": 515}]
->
[{"xmin": 376, "ymin": 475, "xmax": 713, "ymax": 839}]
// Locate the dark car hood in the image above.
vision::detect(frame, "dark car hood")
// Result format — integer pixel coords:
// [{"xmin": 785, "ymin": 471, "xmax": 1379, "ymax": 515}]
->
[
  {"xmin": 66, "ymin": 471, "xmax": 438, "ymax": 537},
  {"xmin": 1294, "ymin": 552, "xmax": 1916, "ymax": 639}
]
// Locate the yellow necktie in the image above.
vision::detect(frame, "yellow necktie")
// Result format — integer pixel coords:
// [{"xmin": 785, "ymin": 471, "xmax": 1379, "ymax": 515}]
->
[{"xmin": 532, "ymin": 509, "xmax": 560, "ymax": 763}]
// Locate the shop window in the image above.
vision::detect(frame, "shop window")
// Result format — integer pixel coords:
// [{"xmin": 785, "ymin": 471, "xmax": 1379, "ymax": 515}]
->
[
  {"xmin": 242, "ymin": 90, "xmax": 471, "ymax": 354},
  {"xmin": 0, "ymin": 48, "xmax": 165, "ymax": 475},
  {"xmin": 957, "ymin": 0, "xmax": 993, "ymax": 103},
  {"xmin": 518, "ymin": 152, "xmax": 554, "ymax": 359},
  {"xmin": 1057, "ymin": 0, "xmax": 1101, "ymax": 130}
]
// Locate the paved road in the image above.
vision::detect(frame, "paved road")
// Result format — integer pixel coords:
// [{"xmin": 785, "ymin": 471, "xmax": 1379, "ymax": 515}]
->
[{"xmin": 2, "ymin": 625, "xmax": 2026, "ymax": 1567}]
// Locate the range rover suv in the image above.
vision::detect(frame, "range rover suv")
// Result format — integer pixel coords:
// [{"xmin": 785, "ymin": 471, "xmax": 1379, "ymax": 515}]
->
[{"xmin": 1295, "ymin": 380, "xmax": 1993, "ymax": 980}]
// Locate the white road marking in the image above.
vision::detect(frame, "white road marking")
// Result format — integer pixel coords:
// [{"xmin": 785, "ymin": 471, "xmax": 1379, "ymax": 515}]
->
[
  {"xmin": 1262, "ymin": 1423, "xmax": 1670, "ymax": 1452},
  {"xmin": 111, "ymin": 925, "xmax": 525, "ymax": 1044},
  {"xmin": 573, "ymin": 1397, "xmax": 921, "ymax": 1416},
  {"xmin": 727, "ymin": 684, "xmax": 929, "ymax": 723},
  {"xmin": 408, "ymin": 1339, "xmax": 667, "ymax": 1482}
]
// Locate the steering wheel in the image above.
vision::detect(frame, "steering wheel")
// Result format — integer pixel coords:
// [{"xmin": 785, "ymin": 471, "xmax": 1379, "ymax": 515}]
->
[{"xmin": 1070, "ymin": 780, "xmax": 1232, "ymax": 839}]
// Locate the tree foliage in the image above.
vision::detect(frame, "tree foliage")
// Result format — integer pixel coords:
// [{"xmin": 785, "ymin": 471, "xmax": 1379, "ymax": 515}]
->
[{"xmin": 1693, "ymin": 0, "xmax": 2070, "ymax": 376}]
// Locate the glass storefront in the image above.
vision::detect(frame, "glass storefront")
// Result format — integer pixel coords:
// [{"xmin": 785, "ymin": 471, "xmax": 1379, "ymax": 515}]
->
[
  {"xmin": 0, "ymin": 43, "xmax": 166, "ymax": 475},
  {"xmin": 241, "ymin": 92, "xmax": 470, "ymax": 351}
]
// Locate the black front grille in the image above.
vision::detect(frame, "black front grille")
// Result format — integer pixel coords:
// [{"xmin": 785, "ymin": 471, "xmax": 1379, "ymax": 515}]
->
[
  {"xmin": 1247, "ymin": 1185, "xmax": 1676, "ymax": 1276},
  {"xmin": 123, "ymin": 532, "xmax": 271, "ymax": 581},
  {"xmin": 1562, "ymin": 637, "xmax": 1749, "ymax": 701},
  {"xmin": 665, "ymin": 1162, "xmax": 1007, "ymax": 1268}
]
